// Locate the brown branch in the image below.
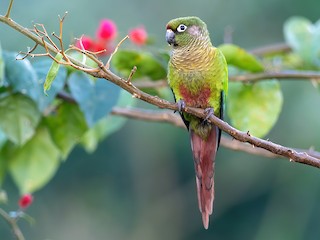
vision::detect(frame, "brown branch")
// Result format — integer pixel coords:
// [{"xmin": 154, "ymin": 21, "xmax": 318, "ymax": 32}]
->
[
  {"xmin": 112, "ymin": 107, "xmax": 185, "ymax": 128},
  {"xmin": 249, "ymin": 42, "xmax": 291, "ymax": 56},
  {"xmin": 111, "ymin": 107, "xmax": 320, "ymax": 160},
  {"xmin": 1, "ymin": 12, "xmax": 320, "ymax": 169},
  {"xmin": 57, "ymin": 94, "xmax": 318, "ymax": 160},
  {"xmin": 230, "ymin": 70, "xmax": 320, "ymax": 82}
]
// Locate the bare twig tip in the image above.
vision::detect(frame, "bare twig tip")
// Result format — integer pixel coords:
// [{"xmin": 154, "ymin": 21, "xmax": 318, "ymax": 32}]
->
[
  {"xmin": 105, "ymin": 35, "xmax": 129, "ymax": 69},
  {"xmin": 127, "ymin": 66, "xmax": 137, "ymax": 83}
]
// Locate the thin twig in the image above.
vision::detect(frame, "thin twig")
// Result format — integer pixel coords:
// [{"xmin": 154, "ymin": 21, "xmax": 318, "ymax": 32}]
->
[
  {"xmin": 105, "ymin": 35, "xmax": 129, "ymax": 69},
  {"xmin": 4, "ymin": 0, "xmax": 14, "ymax": 18},
  {"xmin": 0, "ymin": 208, "xmax": 25, "ymax": 240},
  {"xmin": 17, "ymin": 43, "xmax": 39, "ymax": 60},
  {"xmin": 69, "ymin": 44, "xmax": 106, "ymax": 68},
  {"xmin": 127, "ymin": 66, "xmax": 137, "ymax": 83}
]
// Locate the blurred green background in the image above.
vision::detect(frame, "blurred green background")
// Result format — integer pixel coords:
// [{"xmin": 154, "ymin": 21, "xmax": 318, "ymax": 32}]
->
[{"xmin": 1, "ymin": 0, "xmax": 320, "ymax": 239}]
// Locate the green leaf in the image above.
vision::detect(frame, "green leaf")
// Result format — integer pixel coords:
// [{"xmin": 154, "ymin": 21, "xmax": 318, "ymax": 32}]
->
[
  {"xmin": 0, "ymin": 147, "xmax": 7, "ymax": 187},
  {"xmin": 284, "ymin": 17, "xmax": 313, "ymax": 51},
  {"xmin": 81, "ymin": 90, "xmax": 135, "ymax": 152},
  {"xmin": 112, "ymin": 50, "xmax": 167, "ymax": 80},
  {"xmin": 68, "ymin": 72, "xmax": 120, "ymax": 127},
  {"xmin": 218, "ymin": 44, "xmax": 264, "ymax": 72},
  {"xmin": 0, "ymin": 190, "xmax": 8, "ymax": 204},
  {"xmin": 156, "ymin": 86, "xmax": 174, "ymax": 101},
  {"xmin": 43, "ymin": 53, "xmax": 62, "ymax": 95},
  {"xmin": 0, "ymin": 142, "xmax": 15, "ymax": 187},
  {"xmin": 0, "ymin": 94, "xmax": 41, "ymax": 145},
  {"xmin": 9, "ymin": 125, "xmax": 60, "ymax": 193},
  {"xmin": 227, "ymin": 80, "xmax": 283, "ymax": 138},
  {"xmin": 46, "ymin": 102, "xmax": 88, "ymax": 159},
  {"xmin": 0, "ymin": 44, "xmax": 4, "ymax": 86},
  {"xmin": 3, "ymin": 51, "xmax": 41, "ymax": 102},
  {"xmin": 80, "ymin": 117, "xmax": 110, "ymax": 153},
  {"xmin": 284, "ymin": 16, "xmax": 320, "ymax": 68},
  {"xmin": 0, "ymin": 129, "xmax": 6, "ymax": 149},
  {"xmin": 33, "ymin": 59, "xmax": 67, "ymax": 111}
]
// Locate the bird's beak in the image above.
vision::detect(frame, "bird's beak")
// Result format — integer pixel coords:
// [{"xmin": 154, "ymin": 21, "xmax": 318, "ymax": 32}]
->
[{"xmin": 166, "ymin": 29, "xmax": 176, "ymax": 46}]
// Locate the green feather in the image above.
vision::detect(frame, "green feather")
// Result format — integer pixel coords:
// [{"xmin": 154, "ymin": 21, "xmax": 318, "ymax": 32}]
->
[{"xmin": 167, "ymin": 16, "xmax": 228, "ymax": 138}]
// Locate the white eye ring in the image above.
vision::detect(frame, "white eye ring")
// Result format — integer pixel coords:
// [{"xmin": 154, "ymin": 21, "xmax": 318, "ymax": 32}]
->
[{"xmin": 177, "ymin": 24, "xmax": 187, "ymax": 32}]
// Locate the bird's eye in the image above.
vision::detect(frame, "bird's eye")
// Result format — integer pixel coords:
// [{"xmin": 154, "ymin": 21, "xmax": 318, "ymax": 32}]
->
[{"xmin": 177, "ymin": 24, "xmax": 187, "ymax": 32}]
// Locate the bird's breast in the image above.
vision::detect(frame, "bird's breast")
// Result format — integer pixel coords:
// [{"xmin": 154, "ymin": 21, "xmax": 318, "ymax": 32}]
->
[{"xmin": 179, "ymin": 81, "xmax": 211, "ymax": 108}]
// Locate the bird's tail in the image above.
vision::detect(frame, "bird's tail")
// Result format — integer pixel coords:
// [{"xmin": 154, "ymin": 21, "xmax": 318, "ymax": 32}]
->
[{"xmin": 190, "ymin": 125, "xmax": 219, "ymax": 229}]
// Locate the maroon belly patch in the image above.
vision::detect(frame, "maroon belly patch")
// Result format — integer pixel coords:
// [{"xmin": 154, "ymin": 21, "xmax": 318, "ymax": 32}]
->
[{"xmin": 179, "ymin": 84, "xmax": 211, "ymax": 108}]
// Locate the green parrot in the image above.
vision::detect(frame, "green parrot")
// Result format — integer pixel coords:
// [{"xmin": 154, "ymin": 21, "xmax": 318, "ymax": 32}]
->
[{"xmin": 166, "ymin": 16, "xmax": 228, "ymax": 229}]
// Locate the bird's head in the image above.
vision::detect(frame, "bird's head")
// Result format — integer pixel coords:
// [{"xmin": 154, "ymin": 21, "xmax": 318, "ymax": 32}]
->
[{"xmin": 166, "ymin": 16, "xmax": 210, "ymax": 48}]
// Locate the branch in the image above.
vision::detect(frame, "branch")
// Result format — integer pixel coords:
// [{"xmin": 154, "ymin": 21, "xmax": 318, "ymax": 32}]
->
[
  {"xmin": 111, "ymin": 107, "xmax": 320, "ymax": 160},
  {"xmin": 249, "ymin": 42, "xmax": 291, "ymax": 56},
  {"xmin": 0, "ymin": 208, "xmax": 25, "ymax": 240},
  {"xmin": 53, "ymin": 93, "xmax": 320, "ymax": 160},
  {"xmin": 230, "ymin": 70, "xmax": 320, "ymax": 82},
  {"xmin": 1, "ymin": 10, "xmax": 320, "ymax": 169},
  {"xmin": 112, "ymin": 107, "xmax": 185, "ymax": 128}
]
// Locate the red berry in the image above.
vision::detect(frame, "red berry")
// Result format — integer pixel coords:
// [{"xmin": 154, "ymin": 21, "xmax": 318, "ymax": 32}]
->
[
  {"xmin": 19, "ymin": 194, "xmax": 33, "ymax": 209},
  {"xmin": 129, "ymin": 26, "xmax": 148, "ymax": 46},
  {"xmin": 75, "ymin": 36, "xmax": 94, "ymax": 50},
  {"xmin": 96, "ymin": 19, "xmax": 117, "ymax": 41}
]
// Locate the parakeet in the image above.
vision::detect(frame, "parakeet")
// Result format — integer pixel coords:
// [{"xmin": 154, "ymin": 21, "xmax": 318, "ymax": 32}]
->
[{"xmin": 166, "ymin": 16, "xmax": 228, "ymax": 229}]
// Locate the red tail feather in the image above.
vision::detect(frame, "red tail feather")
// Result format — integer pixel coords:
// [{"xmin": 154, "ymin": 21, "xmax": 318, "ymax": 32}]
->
[{"xmin": 190, "ymin": 126, "xmax": 218, "ymax": 229}]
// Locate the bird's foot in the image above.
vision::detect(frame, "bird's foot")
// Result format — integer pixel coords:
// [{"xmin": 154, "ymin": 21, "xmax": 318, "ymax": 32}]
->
[
  {"xmin": 175, "ymin": 99, "xmax": 186, "ymax": 113},
  {"xmin": 203, "ymin": 107, "xmax": 214, "ymax": 123}
]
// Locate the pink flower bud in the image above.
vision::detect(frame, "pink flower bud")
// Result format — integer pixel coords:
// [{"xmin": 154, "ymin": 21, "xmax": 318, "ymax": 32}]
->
[
  {"xmin": 19, "ymin": 194, "xmax": 33, "ymax": 209},
  {"xmin": 129, "ymin": 26, "xmax": 148, "ymax": 46},
  {"xmin": 96, "ymin": 19, "xmax": 117, "ymax": 41},
  {"xmin": 75, "ymin": 36, "xmax": 94, "ymax": 51}
]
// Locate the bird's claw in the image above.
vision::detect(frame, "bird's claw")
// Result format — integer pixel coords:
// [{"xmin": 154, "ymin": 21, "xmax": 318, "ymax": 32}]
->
[
  {"xmin": 203, "ymin": 107, "xmax": 214, "ymax": 123},
  {"xmin": 175, "ymin": 99, "xmax": 186, "ymax": 113}
]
